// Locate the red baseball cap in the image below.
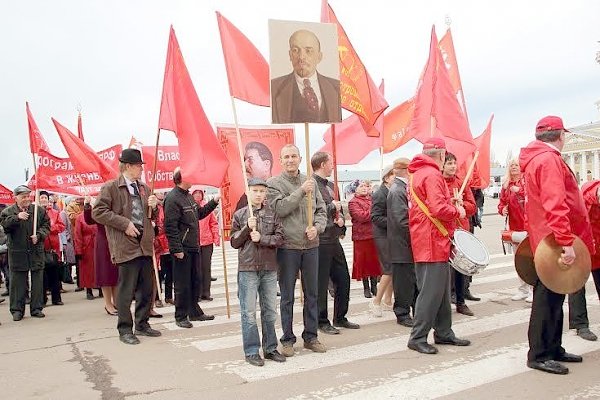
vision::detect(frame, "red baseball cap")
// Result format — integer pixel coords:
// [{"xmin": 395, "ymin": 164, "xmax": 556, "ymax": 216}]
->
[
  {"xmin": 422, "ymin": 137, "xmax": 446, "ymax": 150},
  {"xmin": 535, "ymin": 115, "xmax": 570, "ymax": 133}
]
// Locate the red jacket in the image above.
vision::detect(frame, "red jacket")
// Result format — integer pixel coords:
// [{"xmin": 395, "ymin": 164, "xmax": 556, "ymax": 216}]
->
[
  {"xmin": 44, "ymin": 206, "xmax": 65, "ymax": 254},
  {"xmin": 154, "ymin": 204, "xmax": 170, "ymax": 256},
  {"xmin": 348, "ymin": 194, "xmax": 374, "ymax": 241},
  {"xmin": 444, "ymin": 175, "xmax": 476, "ymax": 232},
  {"xmin": 197, "ymin": 200, "xmax": 220, "ymax": 246},
  {"xmin": 519, "ymin": 140, "xmax": 594, "ymax": 254},
  {"xmin": 581, "ymin": 180, "xmax": 600, "ymax": 269},
  {"xmin": 497, "ymin": 177, "xmax": 526, "ymax": 231},
  {"xmin": 408, "ymin": 155, "xmax": 460, "ymax": 262}
]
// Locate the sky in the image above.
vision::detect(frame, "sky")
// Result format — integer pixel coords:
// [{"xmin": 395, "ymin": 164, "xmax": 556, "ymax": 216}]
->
[{"xmin": 2, "ymin": 0, "xmax": 600, "ymax": 189}]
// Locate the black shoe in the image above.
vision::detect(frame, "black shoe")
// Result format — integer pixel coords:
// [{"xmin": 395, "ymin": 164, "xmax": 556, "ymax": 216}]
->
[
  {"xmin": 74, "ymin": 287, "xmax": 84, "ymax": 292},
  {"xmin": 64, "ymin": 279, "xmax": 75, "ymax": 285},
  {"xmin": 200, "ymin": 296, "xmax": 214, "ymax": 301},
  {"xmin": 0, "ymin": 298, "xmax": 5, "ymax": 304},
  {"xmin": 149, "ymin": 312, "xmax": 163, "ymax": 318},
  {"xmin": 190, "ymin": 314, "xmax": 215, "ymax": 321},
  {"xmin": 333, "ymin": 319, "xmax": 360, "ymax": 329},
  {"xmin": 176, "ymin": 320, "xmax": 193, "ymax": 329},
  {"xmin": 397, "ymin": 317, "xmax": 414, "ymax": 327},
  {"xmin": 1, "ymin": 290, "xmax": 8, "ymax": 297},
  {"xmin": 97, "ymin": 290, "xmax": 103, "ymax": 298},
  {"xmin": 527, "ymin": 360, "xmax": 568, "ymax": 375},
  {"xmin": 464, "ymin": 290, "xmax": 481, "ymax": 301},
  {"xmin": 211, "ymin": 277, "xmax": 217, "ymax": 282},
  {"xmin": 52, "ymin": 301, "xmax": 64, "ymax": 306},
  {"xmin": 407, "ymin": 341, "xmax": 438, "ymax": 354},
  {"xmin": 265, "ymin": 350, "xmax": 286, "ymax": 363},
  {"xmin": 13, "ymin": 312, "xmax": 23, "ymax": 321},
  {"xmin": 86, "ymin": 289, "xmax": 94, "ymax": 300},
  {"xmin": 456, "ymin": 304, "xmax": 474, "ymax": 316},
  {"xmin": 363, "ymin": 288, "xmax": 372, "ymax": 298},
  {"xmin": 577, "ymin": 328, "xmax": 598, "ymax": 341},
  {"xmin": 135, "ymin": 327, "xmax": 162, "ymax": 337},
  {"xmin": 319, "ymin": 324, "xmax": 340, "ymax": 335},
  {"xmin": 245, "ymin": 354, "xmax": 265, "ymax": 367},
  {"xmin": 119, "ymin": 333, "xmax": 140, "ymax": 345},
  {"xmin": 555, "ymin": 352, "xmax": 583, "ymax": 363},
  {"xmin": 434, "ymin": 336, "xmax": 470, "ymax": 346},
  {"xmin": 31, "ymin": 311, "xmax": 45, "ymax": 318}
]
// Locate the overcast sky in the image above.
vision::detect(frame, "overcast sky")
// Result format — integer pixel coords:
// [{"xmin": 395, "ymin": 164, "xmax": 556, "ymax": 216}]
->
[{"xmin": 2, "ymin": 0, "xmax": 599, "ymax": 188}]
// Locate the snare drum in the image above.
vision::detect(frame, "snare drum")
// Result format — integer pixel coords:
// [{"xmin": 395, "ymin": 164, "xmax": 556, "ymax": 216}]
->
[
  {"xmin": 501, "ymin": 230, "xmax": 527, "ymax": 254},
  {"xmin": 450, "ymin": 229, "xmax": 490, "ymax": 276}
]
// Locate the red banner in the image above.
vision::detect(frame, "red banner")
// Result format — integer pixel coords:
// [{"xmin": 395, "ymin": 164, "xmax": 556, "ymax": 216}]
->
[
  {"xmin": 31, "ymin": 145, "xmax": 122, "ymax": 196},
  {"xmin": 0, "ymin": 184, "xmax": 15, "ymax": 205},
  {"xmin": 217, "ymin": 125, "xmax": 295, "ymax": 238},
  {"xmin": 141, "ymin": 146, "xmax": 180, "ymax": 190}
]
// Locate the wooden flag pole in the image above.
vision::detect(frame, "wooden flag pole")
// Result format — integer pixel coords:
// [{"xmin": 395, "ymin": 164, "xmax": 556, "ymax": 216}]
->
[
  {"xmin": 148, "ymin": 127, "xmax": 161, "ymax": 215},
  {"xmin": 31, "ymin": 153, "xmax": 39, "ymax": 237},
  {"xmin": 304, "ymin": 123, "xmax": 313, "ymax": 226},
  {"xmin": 330, "ymin": 124, "xmax": 340, "ymax": 200},
  {"xmin": 458, "ymin": 150, "xmax": 479, "ymax": 197},
  {"xmin": 218, "ymin": 202, "xmax": 231, "ymax": 319},
  {"xmin": 230, "ymin": 96, "xmax": 253, "ymax": 221}
]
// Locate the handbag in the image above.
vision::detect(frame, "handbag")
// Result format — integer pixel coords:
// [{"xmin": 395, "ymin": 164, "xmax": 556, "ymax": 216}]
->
[{"xmin": 44, "ymin": 250, "xmax": 59, "ymax": 265}]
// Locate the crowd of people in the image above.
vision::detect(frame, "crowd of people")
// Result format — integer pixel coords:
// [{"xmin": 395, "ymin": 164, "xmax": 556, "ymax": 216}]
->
[{"xmin": 1, "ymin": 116, "xmax": 600, "ymax": 375}]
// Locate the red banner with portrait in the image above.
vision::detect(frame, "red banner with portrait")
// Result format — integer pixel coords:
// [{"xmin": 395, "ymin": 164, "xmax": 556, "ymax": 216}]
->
[
  {"xmin": 217, "ymin": 124, "xmax": 295, "ymax": 239},
  {"xmin": 31, "ymin": 145, "xmax": 122, "ymax": 196},
  {"xmin": 141, "ymin": 146, "xmax": 180, "ymax": 190}
]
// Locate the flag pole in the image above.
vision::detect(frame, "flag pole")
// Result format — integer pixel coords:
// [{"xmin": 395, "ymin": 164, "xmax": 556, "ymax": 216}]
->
[
  {"xmin": 379, "ymin": 146, "xmax": 385, "ymax": 182},
  {"xmin": 31, "ymin": 153, "xmax": 39, "ymax": 237},
  {"xmin": 304, "ymin": 123, "xmax": 313, "ymax": 226},
  {"xmin": 230, "ymin": 96, "xmax": 253, "ymax": 221},
  {"xmin": 330, "ymin": 124, "xmax": 340, "ymax": 200},
  {"xmin": 218, "ymin": 202, "xmax": 231, "ymax": 319},
  {"xmin": 458, "ymin": 150, "xmax": 479, "ymax": 197},
  {"xmin": 147, "ymin": 127, "xmax": 163, "ymax": 300}
]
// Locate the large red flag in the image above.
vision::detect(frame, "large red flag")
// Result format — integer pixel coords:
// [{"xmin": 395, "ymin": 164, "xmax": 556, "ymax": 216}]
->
[
  {"xmin": 158, "ymin": 26, "xmax": 229, "ymax": 186},
  {"xmin": 382, "ymin": 98, "xmax": 415, "ymax": 153},
  {"xmin": 321, "ymin": 1, "xmax": 388, "ymax": 136},
  {"xmin": 409, "ymin": 26, "xmax": 475, "ymax": 163},
  {"xmin": 472, "ymin": 114, "xmax": 493, "ymax": 188},
  {"xmin": 438, "ymin": 28, "xmax": 468, "ymax": 118},
  {"xmin": 52, "ymin": 118, "xmax": 118, "ymax": 182},
  {"xmin": 216, "ymin": 12, "xmax": 270, "ymax": 107},
  {"xmin": 77, "ymin": 112, "xmax": 85, "ymax": 141},
  {"xmin": 319, "ymin": 81, "xmax": 385, "ymax": 164},
  {"xmin": 26, "ymin": 102, "xmax": 49, "ymax": 155}
]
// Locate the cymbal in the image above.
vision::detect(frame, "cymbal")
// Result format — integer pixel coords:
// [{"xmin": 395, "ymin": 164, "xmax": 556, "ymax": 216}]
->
[
  {"xmin": 514, "ymin": 236, "xmax": 538, "ymax": 286},
  {"xmin": 534, "ymin": 234, "xmax": 591, "ymax": 295}
]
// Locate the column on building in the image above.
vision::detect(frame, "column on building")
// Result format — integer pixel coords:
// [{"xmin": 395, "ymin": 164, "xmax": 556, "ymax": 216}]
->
[
  {"xmin": 594, "ymin": 150, "xmax": 600, "ymax": 180},
  {"xmin": 580, "ymin": 151, "xmax": 587, "ymax": 183},
  {"xmin": 569, "ymin": 152, "xmax": 576, "ymax": 172}
]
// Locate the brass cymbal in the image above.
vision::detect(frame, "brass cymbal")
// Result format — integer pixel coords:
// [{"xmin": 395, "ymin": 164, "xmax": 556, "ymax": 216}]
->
[
  {"xmin": 514, "ymin": 236, "xmax": 538, "ymax": 286},
  {"xmin": 534, "ymin": 234, "xmax": 591, "ymax": 295}
]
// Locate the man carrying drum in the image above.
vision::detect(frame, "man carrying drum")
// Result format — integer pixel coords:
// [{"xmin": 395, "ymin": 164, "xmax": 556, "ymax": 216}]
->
[
  {"xmin": 406, "ymin": 138, "xmax": 471, "ymax": 355},
  {"xmin": 519, "ymin": 115, "xmax": 595, "ymax": 375}
]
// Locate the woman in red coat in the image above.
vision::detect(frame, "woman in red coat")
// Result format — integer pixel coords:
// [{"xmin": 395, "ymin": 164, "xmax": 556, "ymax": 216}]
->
[
  {"xmin": 39, "ymin": 191, "xmax": 65, "ymax": 305},
  {"xmin": 498, "ymin": 158, "xmax": 531, "ymax": 302},
  {"xmin": 193, "ymin": 189, "xmax": 220, "ymax": 301},
  {"xmin": 348, "ymin": 180, "xmax": 381, "ymax": 298},
  {"xmin": 74, "ymin": 206, "xmax": 97, "ymax": 300}
]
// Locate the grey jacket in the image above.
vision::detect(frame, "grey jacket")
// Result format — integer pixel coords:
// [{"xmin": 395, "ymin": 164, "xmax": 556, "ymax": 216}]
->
[
  {"xmin": 267, "ymin": 171, "xmax": 327, "ymax": 250},
  {"xmin": 386, "ymin": 177, "xmax": 414, "ymax": 264}
]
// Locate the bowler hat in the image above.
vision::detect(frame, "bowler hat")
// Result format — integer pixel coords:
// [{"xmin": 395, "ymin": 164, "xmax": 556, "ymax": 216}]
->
[{"xmin": 119, "ymin": 148, "xmax": 145, "ymax": 164}]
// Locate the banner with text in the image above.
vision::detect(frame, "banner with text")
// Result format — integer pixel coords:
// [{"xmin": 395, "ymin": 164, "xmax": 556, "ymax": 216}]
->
[{"xmin": 141, "ymin": 146, "xmax": 180, "ymax": 190}]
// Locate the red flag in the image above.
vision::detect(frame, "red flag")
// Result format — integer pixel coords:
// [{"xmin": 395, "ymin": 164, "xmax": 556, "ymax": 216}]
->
[
  {"xmin": 26, "ymin": 102, "xmax": 49, "ymax": 155},
  {"xmin": 0, "ymin": 184, "xmax": 15, "ymax": 205},
  {"xmin": 158, "ymin": 26, "xmax": 229, "ymax": 186},
  {"xmin": 216, "ymin": 12, "xmax": 270, "ymax": 107},
  {"xmin": 382, "ymin": 98, "xmax": 415, "ymax": 153},
  {"xmin": 439, "ymin": 28, "xmax": 468, "ymax": 118},
  {"xmin": 318, "ymin": 81, "xmax": 385, "ymax": 164},
  {"xmin": 409, "ymin": 26, "xmax": 475, "ymax": 163},
  {"xmin": 321, "ymin": 1, "xmax": 388, "ymax": 136},
  {"xmin": 52, "ymin": 118, "xmax": 118, "ymax": 182},
  {"xmin": 77, "ymin": 112, "xmax": 85, "ymax": 141},
  {"xmin": 472, "ymin": 114, "xmax": 493, "ymax": 188},
  {"xmin": 128, "ymin": 136, "xmax": 143, "ymax": 149}
]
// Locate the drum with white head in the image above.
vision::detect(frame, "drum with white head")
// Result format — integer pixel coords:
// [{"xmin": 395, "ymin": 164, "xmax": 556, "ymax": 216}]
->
[{"xmin": 450, "ymin": 229, "xmax": 490, "ymax": 276}]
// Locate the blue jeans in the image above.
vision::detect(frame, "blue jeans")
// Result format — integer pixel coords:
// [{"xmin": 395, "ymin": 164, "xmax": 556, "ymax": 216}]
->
[
  {"xmin": 277, "ymin": 247, "xmax": 319, "ymax": 345},
  {"xmin": 237, "ymin": 270, "xmax": 278, "ymax": 356}
]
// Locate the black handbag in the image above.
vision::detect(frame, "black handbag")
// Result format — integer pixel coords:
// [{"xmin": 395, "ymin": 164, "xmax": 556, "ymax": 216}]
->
[{"xmin": 44, "ymin": 250, "xmax": 59, "ymax": 265}]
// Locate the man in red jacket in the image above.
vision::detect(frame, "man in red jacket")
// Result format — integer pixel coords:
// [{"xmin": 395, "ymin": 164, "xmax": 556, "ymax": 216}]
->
[
  {"xmin": 406, "ymin": 138, "xmax": 471, "ymax": 355},
  {"xmin": 519, "ymin": 115, "xmax": 595, "ymax": 375}
]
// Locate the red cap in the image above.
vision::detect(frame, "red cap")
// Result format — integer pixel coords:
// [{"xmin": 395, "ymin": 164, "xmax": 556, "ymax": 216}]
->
[
  {"xmin": 535, "ymin": 116, "xmax": 570, "ymax": 133},
  {"xmin": 422, "ymin": 137, "xmax": 446, "ymax": 150}
]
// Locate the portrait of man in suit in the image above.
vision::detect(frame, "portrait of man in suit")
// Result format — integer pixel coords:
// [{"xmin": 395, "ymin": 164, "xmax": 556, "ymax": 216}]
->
[{"xmin": 270, "ymin": 23, "xmax": 341, "ymax": 124}]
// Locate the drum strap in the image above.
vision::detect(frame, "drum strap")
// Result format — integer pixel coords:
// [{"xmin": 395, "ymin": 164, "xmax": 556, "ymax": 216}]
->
[{"xmin": 409, "ymin": 176, "xmax": 449, "ymax": 238}]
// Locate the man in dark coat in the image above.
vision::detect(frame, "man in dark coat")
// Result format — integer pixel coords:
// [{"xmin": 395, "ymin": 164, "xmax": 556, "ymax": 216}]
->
[
  {"xmin": 0, "ymin": 185, "xmax": 50, "ymax": 321},
  {"xmin": 386, "ymin": 158, "xmax": 417, "ymax": 327}
]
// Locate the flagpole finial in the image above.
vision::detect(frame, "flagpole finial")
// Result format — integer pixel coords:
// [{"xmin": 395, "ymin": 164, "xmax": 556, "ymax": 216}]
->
[
  {"xmin": 76, "ymin": 103, "xmax": 82, "ymax": 114},
  {"xmin": 445, "ymin": 15, "xmax": 452, "ymax": 27}
]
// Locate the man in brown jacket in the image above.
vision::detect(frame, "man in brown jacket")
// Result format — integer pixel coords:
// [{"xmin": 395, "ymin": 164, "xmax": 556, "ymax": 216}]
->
[{"xmin": 93, "ymin": 149, "xmax": 160, "ymax": 345}]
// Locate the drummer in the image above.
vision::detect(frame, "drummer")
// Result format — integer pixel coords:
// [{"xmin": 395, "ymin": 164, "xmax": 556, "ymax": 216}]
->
[
  {"xmin": 442, "ymin": 152, "xmax": 478, "ymax": 316},
  {"xmin": 519, "ymin": 115, "xmax": 595, "ymax": 375},
  {"xmin": 406, "ymin": 138, "xmax": 471, "ymax": 355}
]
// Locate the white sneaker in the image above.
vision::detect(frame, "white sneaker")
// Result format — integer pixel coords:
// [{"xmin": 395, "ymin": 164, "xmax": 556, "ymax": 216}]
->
[
  {"xmin": 511, "ymin": 293, "xmax": 528, "ymax": 301},
  {"xmin": 525, "ymin": 294, "xmax": 533, "ymax": 303},
  {"xmin": 369, "ymin": 300, "xmax": 383, "ymax": 317},
  {"xmin": 381, "ymin": 302, "xmax": 393, "ymax": 312}
]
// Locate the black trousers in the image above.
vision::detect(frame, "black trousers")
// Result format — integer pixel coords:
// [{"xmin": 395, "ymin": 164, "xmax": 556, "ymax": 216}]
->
[
  {"xmin": 199, "ymin": 244, "xmax": 214, "ymax": 298},
  {"xmin": 173, "ymin": 250, "xmax": 205, "ymax": 322},
  {"xmin": 44, "ymin": 259, "xmax": 62, "ymax": 304},
  {"xmin": 159, "ymin": 254, "xmax": 173, "ymax": 300},
  {"xmin": 10, "ymin": 269, "xmax": 44, "ymax": 315},
  {"xmin": 392, "ymin": 262, "xmax": 417, "ymax": 320},
  {"xmin": 567, "ymin": 269, "xmax": 600, "ymax": 329},
  {"xmin": 317, "ymin": 242, "xmax": 350, "ymax": 326},
  {"xmin": 116, "ymin": 256, "xmax": 154, "ymax": 335},
  {"xmin": 453, "ymin": 269, "xmax": 467, "ymax": 305},
  {"xmin": 527, "ymin": 279, "xmax": 566, "ymax": 362}
]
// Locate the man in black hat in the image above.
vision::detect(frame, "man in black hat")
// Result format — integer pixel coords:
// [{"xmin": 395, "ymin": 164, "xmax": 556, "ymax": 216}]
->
[
  {"xmin": 0, "ymin": 185, "xmax": 50, "ymax": 321},
  {"xmin": 93, "ymin": 149, "xmax": 161, "ymax": 345}
]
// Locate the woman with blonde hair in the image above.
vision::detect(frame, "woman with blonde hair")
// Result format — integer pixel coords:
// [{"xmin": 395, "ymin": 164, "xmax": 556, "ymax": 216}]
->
[{"xmin": 498, "ymin": 158, "xmax": 530, "ymax": 302}]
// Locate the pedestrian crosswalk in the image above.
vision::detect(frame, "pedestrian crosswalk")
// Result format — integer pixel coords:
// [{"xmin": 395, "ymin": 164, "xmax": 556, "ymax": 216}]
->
[{"xmin": 155, "ymin": 243, "xmax": 600, "ymax": 399}]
